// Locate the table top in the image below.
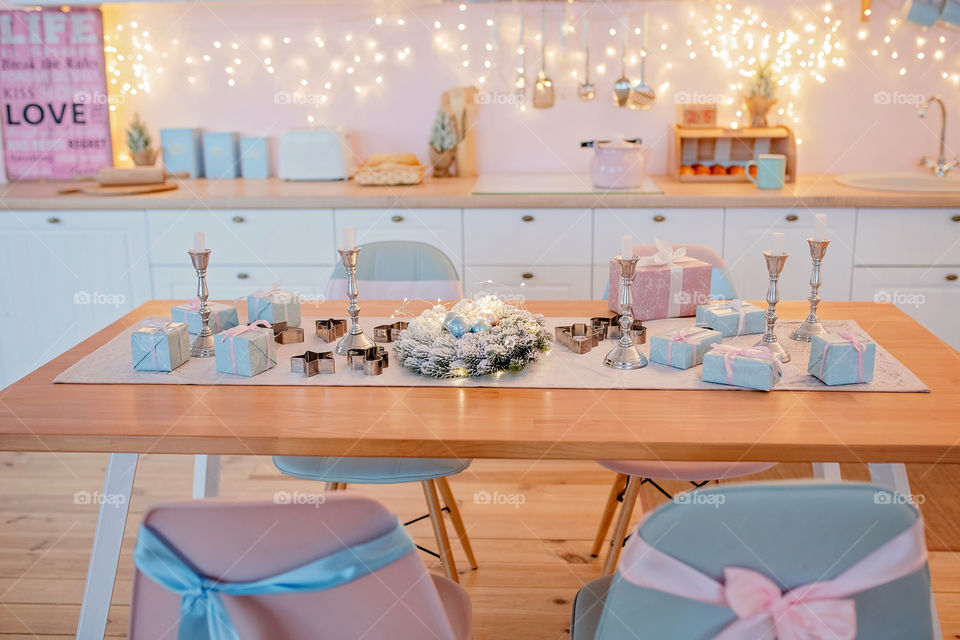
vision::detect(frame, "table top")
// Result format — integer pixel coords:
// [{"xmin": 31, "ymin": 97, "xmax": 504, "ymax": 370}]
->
[{"xmin": 1, "ymin": 300, "xmax": 957, "ymax": 463}]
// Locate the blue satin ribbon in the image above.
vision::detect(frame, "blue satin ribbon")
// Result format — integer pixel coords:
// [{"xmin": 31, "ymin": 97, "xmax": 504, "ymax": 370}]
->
[{"xmin": 133, "ymin": 518, "xmax": 415, "ymax": 640}]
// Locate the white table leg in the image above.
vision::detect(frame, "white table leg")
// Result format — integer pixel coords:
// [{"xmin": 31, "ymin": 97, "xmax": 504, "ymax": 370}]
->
[
  {"xmin": 192, "ymin": 454, "xmax": 221, "ymax": 498},
  {"xmin": 812, "ymin": 462, "xmax": 842, "ymax": 480},
  {"xmin": 76, "ymin": 452, "xmax": 138, "ymax": 640}
]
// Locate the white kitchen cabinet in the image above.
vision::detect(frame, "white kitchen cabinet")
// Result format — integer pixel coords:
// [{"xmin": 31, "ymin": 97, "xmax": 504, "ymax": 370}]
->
[
  {"xmin": 593, "ymin": 208, "xmax": 725, "ymax": 259},
  {"xmin": 152, "ymin": 265, "xmax": 333, "ymax": 301},
  {"xmin": 464, "ymin": 265, "xmax": 591, "ymax": 300},
  {"xmin": 852, "ymin": 267, "xmax": 960, "ymax": 350},
  {"xmin": 0, "ymin": 211, "xmax": 150, "ymax": 387},
  {"xmin": 334, "ymin": 209, "xmax": 462, "ymax": 269},
  {"xmin": 723, "ymin": 209, "xmax": 856, "ymax": 302},
  {"xmin": 464, "ymin": 209, "xmax": 592, "ymax": 265},
  {"xmin": 855, "ymin": 209, "xmax": 960, "ymax": 266}
]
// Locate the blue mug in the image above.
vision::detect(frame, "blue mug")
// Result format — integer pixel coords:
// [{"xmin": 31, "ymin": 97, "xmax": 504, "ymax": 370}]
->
[{"xmin": 745, "ymin": 154, "xmax": 786, "ymax": 190}]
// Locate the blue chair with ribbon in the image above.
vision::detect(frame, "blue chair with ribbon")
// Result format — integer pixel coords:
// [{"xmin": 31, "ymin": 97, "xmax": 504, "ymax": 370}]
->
[
  {"xmin": 572, "ymin": 481, "xmax": 935, "ymax": 640},
  {"xmin": 278, "ymin": 240, "xmax": 476, "ymax": 583},
  {"xmin": 129, "ymin": 495, "xmax": 471, "ymax": 639}
]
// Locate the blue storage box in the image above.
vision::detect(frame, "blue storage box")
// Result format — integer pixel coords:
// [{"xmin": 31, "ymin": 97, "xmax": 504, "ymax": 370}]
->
[
  {"xmin": 203, "ymin": 132, "xmax": 240, "ymax": 179},
  {"xmin": 808, "ymin": 331, "xmax": 876, "ymax": 386},
  {"xmin": 131, "ymin": 321, "xmax": 190, "ymax": 372},
  {"xmin": 170, "ymin": 300, "xmax": 239, "ymax": 335},
  {"xmin": 240, "ymin": 137, "xmax": 270, "ymax": 178},
  {"xmin": 702, "ymin": 345, "xmax": 783, "ymax": 391},
  {"xmin": 215, "ymin": 321, "xmax": 277, "ymax": 377},
  {"xmin": 695, "ymin": 300, "xmax": 767, "ymax": 338},
  {"xmin": 649, "ymin": 327, "xmax": 722, "ymax": 369},
  {"xmin": 247, "ymin": 288, "xmax": 301, "ymax": 327},
  {"xmin": 160, "ymin": 128, "xmax": 204, "ymax": 178}
]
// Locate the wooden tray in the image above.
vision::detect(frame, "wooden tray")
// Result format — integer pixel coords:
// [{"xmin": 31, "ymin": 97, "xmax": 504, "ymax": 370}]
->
[
  {"xmin": 57, "ymin": 182, "xmax": 179, "ymax": 196},
  {"xmin": 668, "ymin": 125, "xmax": 797, "ymax": 183}
]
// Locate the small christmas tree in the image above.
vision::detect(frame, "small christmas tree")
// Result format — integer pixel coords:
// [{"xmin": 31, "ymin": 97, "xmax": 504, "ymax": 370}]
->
[
  {"xmin": 746, "ymin": 60, "xmax": 777, "ymax": 99},
  {"xmin": 429, "ymin": 109, "xmax": 458, "ymax": 153},
  {"xmin": 126, "ymin": 113, "xmax": 152, "ymax": 153}
]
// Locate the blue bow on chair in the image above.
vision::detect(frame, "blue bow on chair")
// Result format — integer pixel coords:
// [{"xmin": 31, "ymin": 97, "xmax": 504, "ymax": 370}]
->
[{"xmin": 133, "ymin": 519, "xmax": 415, "ymax": 640}]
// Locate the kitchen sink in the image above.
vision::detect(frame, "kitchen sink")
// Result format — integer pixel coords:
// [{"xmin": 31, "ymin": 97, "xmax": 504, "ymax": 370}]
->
[{"xmin": 836, "ymin": 172, "xmax": 960, "ymax": 193}]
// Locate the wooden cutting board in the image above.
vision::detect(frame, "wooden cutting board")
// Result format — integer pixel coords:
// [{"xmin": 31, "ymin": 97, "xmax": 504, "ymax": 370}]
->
[{"xmin": 57, "ymin": 182, "xmax": 179, "ymax": 196}]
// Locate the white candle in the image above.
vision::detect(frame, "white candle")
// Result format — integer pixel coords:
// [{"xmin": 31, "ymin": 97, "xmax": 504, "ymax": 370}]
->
[
  {"xmin": 814, "ymin": 213, "xmax": 828, "ymax": 241},
  {"xmin": 772, "ymin": 232, "xmax": 785, "ymax": 256},
  {"xmin": 193, "ymin": 232, "xmax": 205, "ymax": 252},
  {"xmin": 343, "ymin": 226, "xmax": 355, "ymax": 251},
  {"xmin": 620, "ymin": 235, "xmax": 633, "ymax": 260}
]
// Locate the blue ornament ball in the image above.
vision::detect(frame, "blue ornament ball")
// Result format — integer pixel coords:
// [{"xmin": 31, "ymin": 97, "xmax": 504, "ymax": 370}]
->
[
  {"xmin": 447, "ymin": 315, "xmax": 468, "ymax": 338},
  {"xmin": 469, "ymin": 318, "xmax": 492, "ymax": 333},
  {"xmin": 443, "ymin": 311, "xmax": 458, "ymax": 328}
]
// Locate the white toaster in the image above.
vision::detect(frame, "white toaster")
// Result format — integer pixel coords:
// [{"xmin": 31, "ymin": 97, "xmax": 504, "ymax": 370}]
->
[{"xmin": 278, "ymin": 127, "xmax": 354, "ymax": 181}]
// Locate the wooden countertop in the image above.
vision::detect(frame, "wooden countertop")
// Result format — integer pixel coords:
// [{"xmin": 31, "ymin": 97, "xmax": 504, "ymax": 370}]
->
[{"xmin": 1, "ymin": 174, "xmax": 958, "ymax": 210}]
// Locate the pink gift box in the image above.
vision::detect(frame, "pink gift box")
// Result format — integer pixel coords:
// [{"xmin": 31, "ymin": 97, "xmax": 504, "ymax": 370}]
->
[{"xmin": 609, "ymin": 257, "xmax": 713, "ymax": 321}]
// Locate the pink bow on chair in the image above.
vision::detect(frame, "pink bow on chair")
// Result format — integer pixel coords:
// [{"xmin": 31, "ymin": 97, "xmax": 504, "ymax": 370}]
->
[{"xmin": 820, "ymin": 331, "xmax": 867, "ymax": 383}]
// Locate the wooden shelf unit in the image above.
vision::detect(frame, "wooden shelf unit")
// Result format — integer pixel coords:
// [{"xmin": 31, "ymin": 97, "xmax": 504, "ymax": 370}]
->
[{"xmin": 668, "ymin": 125, "xmax": 797, "ymax": 183}]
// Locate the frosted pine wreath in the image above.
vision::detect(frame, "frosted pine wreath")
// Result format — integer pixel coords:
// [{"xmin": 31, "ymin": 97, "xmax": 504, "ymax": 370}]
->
[{"xmin": 393, "ymin": 296, "xmax": 551, "ymax": 378}]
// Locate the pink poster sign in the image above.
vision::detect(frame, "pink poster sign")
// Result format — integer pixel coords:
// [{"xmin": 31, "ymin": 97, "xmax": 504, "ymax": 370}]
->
[{"xmin": 0, "ymin": 8, "xmax": 112, "ymax": 180}]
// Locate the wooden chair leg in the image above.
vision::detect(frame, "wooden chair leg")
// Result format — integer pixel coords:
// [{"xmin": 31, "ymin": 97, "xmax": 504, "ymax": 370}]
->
[
  {"xmin": 601, "ymin": 476, "xmax": 641, "ymax": 575},
  {"xmin": 591, "ymin": 473, "xmax": 628, "ymax": 558},
  {"xmin": 324, "ymin": 482, "xmax": 336, "ymax": 491},
  {"xmin": 423, "ymin": 479, "xmax": 459, "ymax": 582},
  {"xmin": 436, "ymin": 476, "xmax": 478, "ymax": 570}
]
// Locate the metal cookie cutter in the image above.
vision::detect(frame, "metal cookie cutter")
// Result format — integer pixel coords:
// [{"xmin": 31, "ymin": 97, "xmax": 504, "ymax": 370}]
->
[
  {"xmin": 347, "ymin": 346, "xmax": 390, "ymax": 375},
  {"xmin": 555, "ymin": 323, "xmax": 603, "ymax": 354},
  {"xmin": 273, "ymin": 321, "xmax": 304, "ymax": 344},
  {"xmin": 593, "ymin": 316, "xmax": 646, "ymax": 344},
  {"xmin": 315, "ymin": 318, "xmax": 347, "ymax": 342},
  {"xmin": 373, "ymin": 321, "xmax": 409, "ymax": 343},
  {"xmin": 291, "ymin": 350, "xmax": 335, "ymax": 376}
]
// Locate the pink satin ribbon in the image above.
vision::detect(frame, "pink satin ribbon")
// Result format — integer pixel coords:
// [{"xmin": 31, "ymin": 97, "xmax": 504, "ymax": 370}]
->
[
  {"xmin": 637, "ymin": 239, "xmax": 699, "ymax": 317},
  {"xmin": 666, "ymin": 327, "xmax": 713, "ymax": 366},
  {"xmin": 710, "ymin": 344, "xmax": 783, "ymax": 385},
  {"xmin": 251, "ymin": 284, "xmax": 290, "ymax": 323},
  {"xmin": 708, "ymin": 299, "xmax": 746, "ymax": 336},
  {"xmin": 221, "ymin": 320, "xmax": 274, "ymax": 375},
  {"xmin": 820, "ymin": 331, "xmax": 867, "ymax": 383},
  {"xmin": 174, "ymin": 298, "xmax": 224, "ymax": 332},
  {"xmin": 139, "ymin": 321, "xmax": 180, "ymax": 369},
  {"xmin": 618, "ymin": 518, "xmax": 928, "ymax": 640}
]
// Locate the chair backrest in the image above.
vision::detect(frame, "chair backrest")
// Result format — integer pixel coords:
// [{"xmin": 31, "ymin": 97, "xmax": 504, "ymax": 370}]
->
[
  {"xmin": 129, "ymin": 495, "xmax": 460, "ymax": 639},
  {"xmin": 325, "ymin": 240, "xmax": 463, "ymax": 301},
  {"xmin": 594, "ymin": 481, "xmax": 933, "ymax": 640}
]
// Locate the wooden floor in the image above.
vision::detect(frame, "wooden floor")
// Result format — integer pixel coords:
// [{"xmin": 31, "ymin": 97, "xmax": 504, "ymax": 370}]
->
[{"xmin": 2, "ymin": 453, "xmax": 960, "ymax": 638}]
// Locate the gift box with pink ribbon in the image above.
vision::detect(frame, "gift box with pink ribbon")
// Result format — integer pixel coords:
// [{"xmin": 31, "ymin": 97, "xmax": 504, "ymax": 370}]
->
[
  {"xmin": 609, "ymin": 240, "xmax": 712, "ymax": 321},
  {"xmin": 131, "ymin": 321, "xmax": 190, "ymax": 372},
  {"xmin": 247, "ymin": 286, "xmax": 301, "ymax": 328},
  {"xmin": 695, "ymin": 299, "xmax": 766, "ymax": 338},
  {"xmin": 214, "ymin": 320, "xmax": 278, "ymax": 377},
  {"xmin": 170, "ymin": 299, "xmax": 239, "ymax": 335},
  {"xmin": 649, "ymin": 326, "xmax": 722, "ymax": 370},
  {"xmin": 808, "ymin": 331, "xmax": 876, "ymax": 386},
  {"xmin": 702, "ymin": 344, "xmax": 784, "ymax": 391}
]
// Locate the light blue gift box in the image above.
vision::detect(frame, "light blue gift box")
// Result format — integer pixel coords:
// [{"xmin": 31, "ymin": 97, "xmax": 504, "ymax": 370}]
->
[
  {"xmin": 161, "ymin": 128, "xmax": 204, "ymax": 178},
  {"xmin": 131, "ymin": 321, "xmax": 190, "ymax": 372},
  {"xmin": 695, "ymin": 300, "xmax": 766, "ymax": 338},
  {"xmin": 170, "ymin": 301, "xmax": 239, "ymax": 335},
  {"xmin": 702, "ymin": 346, "xmax": 782, "ymax": 391},
  {"xmin": 240, "ymin": 137, "xmax": 270, "ymax": 179},
  {"xmin": 247, "ymin": 289, "xmax": 301, "ymax": 327},
  {"xmin": 650, "ymin": 327, "xmax": 723, "ymax": 369},
  {"xmin": 808, "ymin": 332, "xmax": 876, "ymax": 386},
  {"xmin": 215, "ymin": 324, "xmax": 277, "ymax": 377},
  {"xmin": 203, "ymin": 132, "xmax": 240, "ymax": 179}
]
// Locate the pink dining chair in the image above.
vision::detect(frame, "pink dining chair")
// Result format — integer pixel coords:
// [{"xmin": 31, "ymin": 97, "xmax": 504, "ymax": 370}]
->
[
  {"xmin": 129, "ymin": 495, "xmax": 471, "ymax": 639},
  {"xmin": 594, "ymin": 242, "xmax": 774, "ymax": 574}
]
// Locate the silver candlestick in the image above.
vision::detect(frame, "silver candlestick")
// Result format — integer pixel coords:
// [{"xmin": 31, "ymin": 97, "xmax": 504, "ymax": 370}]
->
[
  {"xmin": 754, "ymin": 251, "xmax": 790, "ymax": 363},
  {"xmin": 791, "ymin": 238, "xmax": 830, "ymax": 342},
  {"xmin": 604, "ymin": 255, "xmax": 648, "ymax": 370},
  {"xmin": 335, "ymin": 247, "xmax": 376, "ymax": 355},
  {"xmin": 187, "ymin": 249, "xmax": 215, "ymax": 357}
]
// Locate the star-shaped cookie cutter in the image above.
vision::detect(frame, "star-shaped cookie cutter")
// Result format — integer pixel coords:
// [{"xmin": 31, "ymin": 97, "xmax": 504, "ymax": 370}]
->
[
  {"xmin": 315, "ymin": 318, "xmax": 348, "ymax": 342},
  {"xmin": 373, "ymin": 321, "xmax": 409, "ymax": 343},
  {"xmin": 591, "ymin": 316, "xmax": 646, "ymax": 344},
  {"xmin": 291, "ymin": 350, "xmax": 335, "ymax": 376},
  {"xmin": 346, "ymin": 346, "xmax": 390, "ymax": 376},
  {"xmin": 555, "ymin": 323, "xmax": 604, "ymax": 354}
]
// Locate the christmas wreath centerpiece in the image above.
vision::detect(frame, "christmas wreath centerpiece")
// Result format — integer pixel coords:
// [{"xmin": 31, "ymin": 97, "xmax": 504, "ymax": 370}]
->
[{"xmin": 393, "ymin": 296, "xmax": 551, "ymax": 378}]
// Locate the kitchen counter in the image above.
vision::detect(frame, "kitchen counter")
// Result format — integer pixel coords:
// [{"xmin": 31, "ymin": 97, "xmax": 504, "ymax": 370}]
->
[{"xmin": 1, "ymin": 174, "xmax": 958, "ymax": 209}]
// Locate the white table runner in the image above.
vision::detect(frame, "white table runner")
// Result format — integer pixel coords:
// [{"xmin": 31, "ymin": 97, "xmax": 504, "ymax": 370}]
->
[{"xmin": 54, "ymin": 316, "xmax": 928, "ymax": 392}]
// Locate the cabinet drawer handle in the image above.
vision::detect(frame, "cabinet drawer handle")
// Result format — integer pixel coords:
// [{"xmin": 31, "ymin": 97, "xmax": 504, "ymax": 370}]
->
[
  {"xmin": 391, "ymin": 215, "xmax": 404, "ymax": 223},
  {"xmin": 785, "ymin": 214, "xmax": 799, "ymax": 222},
  {"xmin": 521, "ymin": 272, "xmax": 534, "ymax": 279},
  {"xmin": 232, "ymin": 215, "xmax": 245, "ymax": 223},
  {"xmin": 236, "ymin": 272, "xmax": 250, "ymax": 280},
  {"xmin": 653, "ymin": 214, "xmax": 666, "ymax": 222},
  {"xmin": 947, "ymin": 274, "xmax": 959, "ymax": 282},
  {"xmin": 46, "ymin": 216, "xmax": 61, "ymax": 224},
  {"xmin": 521, "ymin": 215, "xmax": 535, "ymax": 222},
  {"xmin": 952, "ymin": 215, "xmax": 960, "ymax": 222}
]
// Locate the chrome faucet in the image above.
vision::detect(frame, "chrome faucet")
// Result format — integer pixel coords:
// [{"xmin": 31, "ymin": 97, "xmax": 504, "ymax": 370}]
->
[{"xmin": 919, "ymin": 96, "xmax": 959, "ymax": 177}]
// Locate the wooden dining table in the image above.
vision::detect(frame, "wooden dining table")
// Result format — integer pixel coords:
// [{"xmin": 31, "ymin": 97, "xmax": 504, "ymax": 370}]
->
[{"xmin": 1, "ymin": 299, "xmax": 958, "ymax": 640}]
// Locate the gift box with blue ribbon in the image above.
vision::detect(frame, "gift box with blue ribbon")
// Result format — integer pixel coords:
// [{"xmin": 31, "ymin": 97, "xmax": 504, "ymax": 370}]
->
[
  {"xmin": 695, "ymin": 300, "xmax": 767, "ymax": 338},
  {"xmin": 215, "ymin": 321, "xmax": 277, "ymax": 377},
  {"xmin": 247, "ymin": 287, "xmax": 301, "ymax": 327},
  {"xmin": 170, "ymin": 300, "xmax": 239, "ymax": 335},
  {"xmin": 808, "ymin": 331, "xmax": 876, "ymax": 386},
  {"xmin": 650, "ymin": 326, "xmax": 722, "ymax": 370},
  {"xmin": 131, "ymin": 321, "xmax": 190, "ymax": 372},
  {"xmin": 702, "ymin": 344, "xmax": 783, "ymax": 391}
]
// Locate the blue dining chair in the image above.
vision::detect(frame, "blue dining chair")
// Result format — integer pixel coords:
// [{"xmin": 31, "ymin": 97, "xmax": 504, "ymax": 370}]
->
[
  {"xmin": 277, "ymin": 240, "xmax": 476, "ymax": 583},
  {"xmin": 572, "ymin": 481, "xmax": 934, "ymax": 640}
]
